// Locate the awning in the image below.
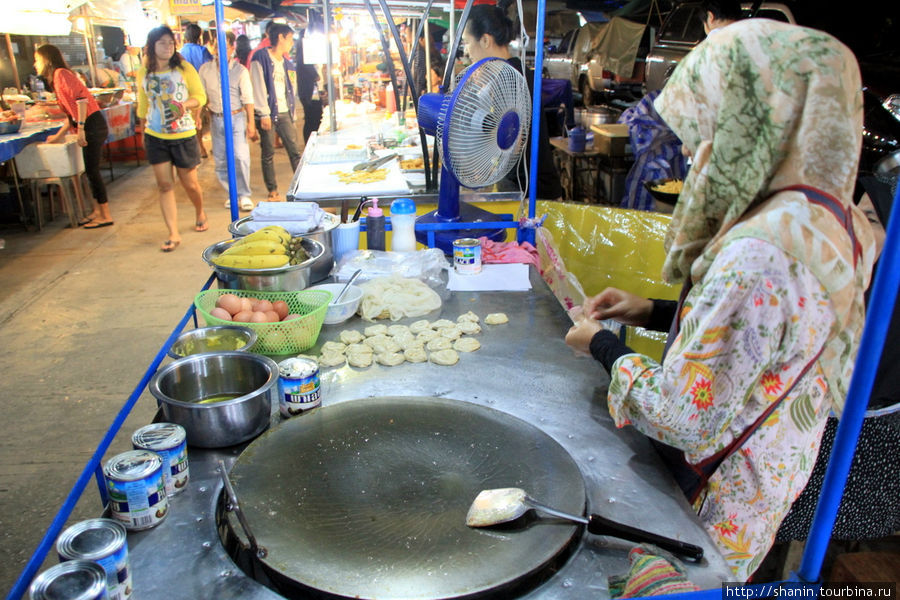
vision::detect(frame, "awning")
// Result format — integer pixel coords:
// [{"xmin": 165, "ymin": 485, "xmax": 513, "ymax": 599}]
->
[{"xmin": 1, "ymin": 1, "xmax": 87, "ymax": 36}]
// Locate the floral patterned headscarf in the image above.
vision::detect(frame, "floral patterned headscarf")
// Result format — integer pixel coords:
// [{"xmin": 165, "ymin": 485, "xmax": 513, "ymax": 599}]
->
[{"xmin": 655, "ymin": 19, "xmax": 876, "ymax": 413}]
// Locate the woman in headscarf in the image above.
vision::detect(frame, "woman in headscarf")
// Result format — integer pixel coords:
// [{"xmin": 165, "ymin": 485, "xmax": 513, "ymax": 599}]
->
[{"xmin": 564, "ymin": 19, "xmax": 875, "ymax": 580}]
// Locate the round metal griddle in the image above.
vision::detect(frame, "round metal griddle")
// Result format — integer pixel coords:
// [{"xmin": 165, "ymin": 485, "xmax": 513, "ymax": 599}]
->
[{"xmin": 226, "ymin": 396, "xmax": 586, "ymax": 599}]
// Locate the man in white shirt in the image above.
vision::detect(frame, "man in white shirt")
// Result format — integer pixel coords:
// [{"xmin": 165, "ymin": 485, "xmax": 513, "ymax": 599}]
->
[
  {"xmin": 199, "ymin": 31, "xmax": 258, "ymax": 211},
  {"xmin": 250, "ymin": 23, "xmax": 302, "ymax": 201}
]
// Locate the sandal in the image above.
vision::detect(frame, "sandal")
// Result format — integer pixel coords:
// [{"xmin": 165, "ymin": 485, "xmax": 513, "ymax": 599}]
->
[
  {"xmin": 194, "ymin": 218, "xmax": 209, "ymax": 232},
  {"xmin": 160, "ymin": 239, "xmax": 181, "ymax": 252},
  {"xmin": 77, "ymin": 217, "xmax": 94, "ymax": 226},
  {"xmin": 83, "ymin": 220, "xmax": 114, "ymax": 229}
]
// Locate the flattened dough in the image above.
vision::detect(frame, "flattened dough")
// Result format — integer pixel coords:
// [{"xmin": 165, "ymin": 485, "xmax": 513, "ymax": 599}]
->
[
  {"xmin": 392, "ymin": 331, "xmax": 417, "ymax": 349},
  {"xmin": 457, "ymin": 321, "xmax": 482, "ymax": 335},
  {"xmin": 409, "ymin": 320, "xmax": 432, "ymax": 334},
  {"xmin": 404, "ymin": 346, "xmax": 427, "ymax": 363},
  {"xmin": 364, "ymin": 324, "xmax": 388, "ymax": 337},
  {"xmin": 484, "ymin": 312, "xmax": 509, "ymax": 325},
  {"xmin": 438, "ymin": 326, "xmax": 462, "ymax": 340},
  {"xmin": 364, "ymin": 334, "xmax": 390, "ymax": 348},
  {"xmin": 457, "ymin": 311, "xmax": 480, "ymax": 323},
  {"xmin": 431, "ymin": 319, "xmax": 455, "ymax": 329},
  {"xmin": 318, "ymin": 351, "xmax": 347, "ymax": 367},
  {"xmin": 429, "ymin": 349, "xmax": 459, "ymax": 366},
  {"xmin": 347, "ymin": 352, "xmax": 374, "ymax": 368},
  {"xmin": 370, "ymin": 337, "xmax": 402, "ymax": 354},
  {"xmin": 321, "ymin": 341, "xmax": 347, "ymax": 354},
  {"xmin": 453, "ymin": 337, "xmax": 481, "ymax": 353},
  {"xmin": 426, "ymin": 337, "xmax": 452, "ymax": 351},
  {"xmin": 346, "ymin": 343, "xmax": 373, "ymax": 355},
  {"xmin": 376, "ymin": 351, "xmax": 406, "ymax": 366},
  {"xmin": 340, "ymin": 330, "xmax": 365, "ymax": 344}
]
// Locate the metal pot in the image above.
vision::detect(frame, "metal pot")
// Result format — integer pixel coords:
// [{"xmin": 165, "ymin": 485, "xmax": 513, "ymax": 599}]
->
[
  {"xmin": 202, "ymin": 237, "xmax": 324, "ymax": 292},
  {"xmin": 229, "ymin": 213, "xmax": 340, "ymax": 284},
  {"xmin": 149, "ymin": 352, "xmax": 279, "ymax": 448},
  {"xmin": 166, "ymin": 325, "xmax": 258, "ymax": 360},
  {"xmin": 575, "ymin": 106, "xmax": 621, "ymax": 129}
]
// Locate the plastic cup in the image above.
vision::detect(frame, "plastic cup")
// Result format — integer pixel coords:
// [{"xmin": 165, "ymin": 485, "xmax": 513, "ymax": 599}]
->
[
  {"xmin": 10, "ymin": 102, "xmax": 26, "ymax": 120},
  {"xmin": 332, "ymin": 221, "xmax": 361, "ymax": 265}
]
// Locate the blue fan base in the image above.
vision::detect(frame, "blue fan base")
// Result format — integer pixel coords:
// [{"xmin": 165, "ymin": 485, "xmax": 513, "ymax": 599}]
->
[{"xmin": 415, "ymin": 203, "xmax": 508, "ymax": 254}]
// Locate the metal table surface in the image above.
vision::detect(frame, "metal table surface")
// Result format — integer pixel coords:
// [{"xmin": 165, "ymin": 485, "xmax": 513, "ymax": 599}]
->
[{"xmin": 127, "ymin": 267, "xmax": 731, "ymax": 598}]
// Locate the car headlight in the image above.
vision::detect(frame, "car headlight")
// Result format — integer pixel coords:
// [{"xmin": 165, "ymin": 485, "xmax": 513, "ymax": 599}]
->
[{"xmin": 883, "ymin": 94, "xmax": 900, "ymax": 124}]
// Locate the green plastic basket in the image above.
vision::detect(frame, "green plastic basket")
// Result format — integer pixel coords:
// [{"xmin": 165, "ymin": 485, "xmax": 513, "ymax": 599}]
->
[{"xmin": 194, "ymin": 289, "xmax": 332, "ymax": 355}]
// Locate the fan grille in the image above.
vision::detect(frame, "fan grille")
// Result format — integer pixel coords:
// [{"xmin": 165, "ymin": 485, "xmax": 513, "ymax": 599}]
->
[{"xmin": 436, "ymin": 59, "xmax": 531, "ymax": 188}]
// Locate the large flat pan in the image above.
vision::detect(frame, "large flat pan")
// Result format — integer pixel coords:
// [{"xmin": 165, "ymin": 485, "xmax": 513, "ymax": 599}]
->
[{"xmin": 227, "ymin": 396, "xmax": 586, "ymax": 599}]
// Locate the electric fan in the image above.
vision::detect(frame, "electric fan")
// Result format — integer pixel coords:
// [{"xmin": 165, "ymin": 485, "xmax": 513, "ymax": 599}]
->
[{"xmin": 416, "ymin": 57, "xmax": 532, "ymax": 252}]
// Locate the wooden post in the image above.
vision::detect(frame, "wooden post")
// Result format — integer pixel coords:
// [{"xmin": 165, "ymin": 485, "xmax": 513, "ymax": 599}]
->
[{"xmin": 5, "ymin": 34, "xmax": 21, "ymax": 89}]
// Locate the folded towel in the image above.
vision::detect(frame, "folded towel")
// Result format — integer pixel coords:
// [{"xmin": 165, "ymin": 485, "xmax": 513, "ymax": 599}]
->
[
  {"xmin": 477, "ymin": 236, "xmax": 541, "ymax": 269},
  {"xmin": 248, "ymin": 202, "xmax": 326, "ymax": 234},
  {"xmin": 608, "ymin": 546, "xmax": 700, "ymax": 599}
]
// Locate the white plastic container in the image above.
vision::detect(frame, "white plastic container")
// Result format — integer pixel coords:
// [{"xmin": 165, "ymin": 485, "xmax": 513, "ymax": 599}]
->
[
  {"xmin": 390, "ymin": 198, "xmax": 417, "ymax": 252},
  {"xmin": 15, "ymin": 140, "xmax": 85, "ymax": 179}
]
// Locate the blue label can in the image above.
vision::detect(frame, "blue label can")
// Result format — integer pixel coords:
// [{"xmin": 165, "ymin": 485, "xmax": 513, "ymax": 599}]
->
[
  {"xmin": 132, "ymin": 423, "xmax": 189, "ymax": 496},
  {"xmin": 453, "ymin": 238, "xmax": 482, "ymax": 275},
  {"xmin": 57, "ymin": 518, "xmax": 131, "ymax": 600},
  {"xmin": 104, "ymin": 450, "xmax": 168, "ymax": 531},
  {"xmin": 278, "ymin": 357, "xmax": 322, "ymax": 417}
]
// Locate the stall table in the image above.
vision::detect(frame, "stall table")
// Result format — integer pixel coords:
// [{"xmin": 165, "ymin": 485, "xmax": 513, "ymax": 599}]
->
[
  {"xmin": 0, "ymin": 122, "xmax": 63, "ymax": 225},
  {"xmin": 124, "ymin": 267, "xmax": 730, "ymax": 598},
  {"xmin": 550, "ymin": 137, "xmax": 632, "ymax": 205}
]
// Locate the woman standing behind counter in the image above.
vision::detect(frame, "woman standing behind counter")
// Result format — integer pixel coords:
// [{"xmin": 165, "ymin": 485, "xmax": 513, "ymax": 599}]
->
[
  {"xmin": 34, "ymin": 45, "xmax": 113, "ymax": 228},
  {"xmin": 137, "ymin": 25, "xmax": 208, "ymax": 252},
  {"xmin": 565, "ymin": 20, "xmax": 875, "ymax": 580}
]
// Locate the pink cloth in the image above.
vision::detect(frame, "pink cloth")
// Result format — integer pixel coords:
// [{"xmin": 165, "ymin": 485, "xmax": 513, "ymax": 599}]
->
[{"xmin": 477, "ymin": 237, "xmax": 540, "ymax": 269}]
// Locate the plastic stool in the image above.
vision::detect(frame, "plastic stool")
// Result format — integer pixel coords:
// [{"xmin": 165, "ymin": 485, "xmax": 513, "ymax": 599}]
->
[{"xmin": 26, "ymin": 175, "xmax": 86, "ymax": 230}]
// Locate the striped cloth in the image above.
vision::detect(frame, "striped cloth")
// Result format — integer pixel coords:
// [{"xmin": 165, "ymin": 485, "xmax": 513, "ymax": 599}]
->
[{"xmin": 608, "ymin": 546, "xmax": 699, "ymax": 598}]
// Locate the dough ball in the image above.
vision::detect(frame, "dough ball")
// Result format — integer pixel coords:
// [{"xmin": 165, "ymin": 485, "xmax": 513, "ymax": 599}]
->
[
  {"xmin": 364, "ymin": 324, "xmax": 388, "ymax": 337},
  {"xmin": 439, "ymin": 326, "xmax": 462, "ymax": 340},
  {"xmin": 429, "ymin": 349, "xmax": 459, "ymax": 366},
  {"xmin": 431, "ymin": 319, "xmax": 455, "ymax": 329},
  {"xmin": 416, "ymin": 329, "xmax": 440, "ymax": 343},
  {"xmin": 364, "ymin": 334, "xmax": 390, "ymax": 348},
  {"xmin": 387, "ymin": 324, "xmax": 411, "ymax": 337},
  {"xmin": 340, "ymin": 330, "xmax": 365, "ymax": 345},
  {"xmin": 409, "ymin": 320, "xmax": 432, "ymax": 334},
  {"xmin": 346, "ymin": 343, "xmax": 373, "ymax": 355},
  {"xmin": 318, "ymin": 351, "xmax": 347, "ymax": 367},
  {"xmin": 321, "ymin": 341, "xmax": 347, "ymax": 354},
  {"xmin": 392, "ymin": 331, "xmax": 417, "ymax": 349},
  {"xmin": 370, "ymin": 337, "xmax": 402, "ymax": 354},
  {"xmin": 404, "ymin": 346, "xmax": 428, "ymax": 363},
  {"xmin": 347, "ymin": 352, "xmax": 374, "ymax": 368},
  {"xmin": 426, "ymin": 337, "xmax": 452, "ymax": 351},
  {"xmin": 458, "ymin": 321, "xmax": 482, "ymax": 335},
  {"xmin": 453, "ymin": 337, "xmax": 481, "ymax": 353},
  {"xmin": 457, "ymin": 311, "xmax": 480, "ymax": 323},
  {"xmin": 376, "ymin": 351, "xmax": 406, "ymax": 366},
  {"xmin": 484, "ymin": 313, "xmax": 509, "ymax": 325}
]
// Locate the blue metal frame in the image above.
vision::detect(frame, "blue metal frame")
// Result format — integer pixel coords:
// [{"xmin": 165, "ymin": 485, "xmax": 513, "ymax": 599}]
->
[{"xmin": 8, "ymin": 0, "xmax": 898, "ymax": 595}]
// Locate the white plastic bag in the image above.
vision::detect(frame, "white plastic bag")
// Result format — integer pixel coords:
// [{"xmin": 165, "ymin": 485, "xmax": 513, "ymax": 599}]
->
[{"xmin": 332, "ymin": 249, "xmax": 449, "ymax": 288}]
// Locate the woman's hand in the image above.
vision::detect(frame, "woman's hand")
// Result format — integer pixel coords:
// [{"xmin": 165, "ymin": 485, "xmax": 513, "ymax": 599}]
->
[
  {"xmin": 76, "ymin": 128, "xmax": 87, "ymax": 147},
  {"xmin": 565, "ymin": 317, "xmax": 603, "ymax": 355},
  {"xmin": 584, "ymin": 287, "xmax": 653, "ymax": 327}
]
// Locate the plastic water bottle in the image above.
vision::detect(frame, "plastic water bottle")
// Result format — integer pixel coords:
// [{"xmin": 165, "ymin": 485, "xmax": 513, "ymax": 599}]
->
[
  {"xmin": 34, "ymin": 78, "xmax": 46, "ymax": 101},
  {"xmin": 390, "ymin": 198, "xmax": 417, "ymax": 252},
  {"xmin": 365, "ymin": 199, "xmax": 386, "ymax": 251}
]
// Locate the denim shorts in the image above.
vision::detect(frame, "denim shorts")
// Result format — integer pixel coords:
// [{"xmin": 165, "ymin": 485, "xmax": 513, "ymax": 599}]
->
[{"xmin": 144, "ymin": 133, "xmax": 201, "ymax": 169}]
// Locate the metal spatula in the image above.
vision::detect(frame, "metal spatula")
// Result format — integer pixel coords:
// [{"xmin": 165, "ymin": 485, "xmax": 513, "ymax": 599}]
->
[{"xmin": 466, "ymin": 488, "xmax": 704, "ymax": 561}]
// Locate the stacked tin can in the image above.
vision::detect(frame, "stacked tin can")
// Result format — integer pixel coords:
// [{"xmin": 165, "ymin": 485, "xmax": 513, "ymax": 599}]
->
[
  {"xmin": 56, "ymin": 518, "xmax": 131, "ymax": 600},
  {"xmin": 29, "ymin": 560, "xmax": 109, "ymax": 600},
  {"xmin": 103, "ymin": 450, "xmax": 168, "ymax": 531},
  {"xmin": 131, "ymin": 423, "xmax": 189, "ymax": 496}
]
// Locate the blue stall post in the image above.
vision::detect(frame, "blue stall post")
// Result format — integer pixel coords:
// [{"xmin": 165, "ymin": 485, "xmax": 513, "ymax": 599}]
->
[
  {"xmin": 215, "ymin": 0, "xmax": 240, "ymax": 223},
  {"xmin": 794, "ymin": 185, "xmax": 900, "ymax": 583},
  {"xmin": 519, "ymin": 0, "xmax": 546, "ymax": 247}
]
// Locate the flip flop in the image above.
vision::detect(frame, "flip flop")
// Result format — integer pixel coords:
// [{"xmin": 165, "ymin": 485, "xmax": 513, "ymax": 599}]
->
[
  {"xmin": 160, "ymin": 239, "xmax": 181, "ymax": 252},
  {"xmin": 77, "ymin": 217, "xmax": 94, "ymax": 226},
  {"xmin": 83, "ymin": 221, "xmax": 114, "ymax": 229},
  {"xmin": 195, "ymin": 219, "xmax": 209, "ymax": 232}
]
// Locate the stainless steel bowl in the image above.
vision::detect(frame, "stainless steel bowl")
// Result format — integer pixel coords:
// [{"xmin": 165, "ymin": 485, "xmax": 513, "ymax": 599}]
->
[
  {"xmin": 149, "ymin": 352, "xmax": 279, "ymax": 448},
  {"xmin": 575, "ymin": 106, "xmax": 621, "ymax": 129},
  {"xmin": 0, "ymin": 119, "xmax": 23, "ymax": 134},
  {"xmin": 229, "ymin": 213, "xmax": 339, "ymax": 284},
  {"xmin": 202, "ymin": 237, "xmax": 324, "ymax": 292},
  {"xmin": 167, "ymin": 326, "xmax": 258, "ymax": 359}
]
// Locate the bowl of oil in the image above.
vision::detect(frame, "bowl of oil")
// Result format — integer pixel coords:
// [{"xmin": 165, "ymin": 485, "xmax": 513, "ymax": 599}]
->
[{"xmin": 149, "ymin": 352, "xmax": 279, "ymax": 448}]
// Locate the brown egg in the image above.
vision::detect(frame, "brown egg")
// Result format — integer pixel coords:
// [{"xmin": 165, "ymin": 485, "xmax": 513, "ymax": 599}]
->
[
  {"xmin": 250, "ymin": 311, "xmax": 268, "ymax": 323},
  {"xmin": 239, "ymin": 298, "xmax": 253, "ymax": 313},
  {"xmin": 216, "ymin": 293, "xmax": 242, "ymax": 316},
  {"xmin": 252, "ymin": 299, "xmax": 273, "ymax": 313},
  {"xmin": 232, "ymin": 310, "xmax": 253, "ymax": 322},
  {"xmin": 264, "ymin": 310, "xmax": 280, "ymax": 323},
  {"xmin": 210, "ymin": 307, "xmax": 233, "ymax": 321},
  {"xmin": 283, "ymin": 314, "xmax": 302, "ymax": 322},
  {"xmin": 272, "ymin": 300, "xmax": 289, "ymax": 320}
]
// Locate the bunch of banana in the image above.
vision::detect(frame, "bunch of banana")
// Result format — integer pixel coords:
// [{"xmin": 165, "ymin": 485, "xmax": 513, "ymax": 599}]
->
[{"xmin": 211, "ymin": 226, "xmax": 306, "ymax": 269}]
